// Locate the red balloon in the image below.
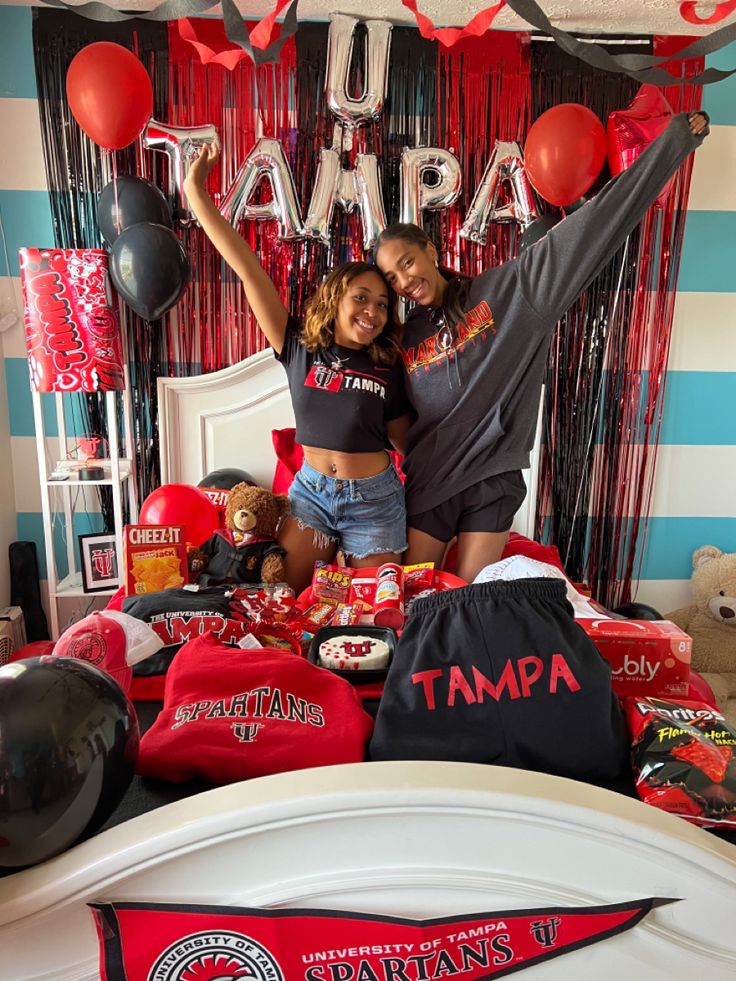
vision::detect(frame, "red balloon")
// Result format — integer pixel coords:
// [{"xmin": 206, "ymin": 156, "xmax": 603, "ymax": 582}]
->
[
  {"xmin": 524, "ymin": 104, "xmax": 607, "ymax": 207},
  {"xmin": 139, "ymin": 484, "xmax": 220, "ymax": 548},
  {"xmin": 687, "ymin": 669, "xmax": 718, "ymax": 708},
  {"xmin": 66, "ymin": 42, "xmax": 153, "ymax": 150},
  {"xmin": 606, "ymin": 85, "xmax": 674, "ymax": 208}
]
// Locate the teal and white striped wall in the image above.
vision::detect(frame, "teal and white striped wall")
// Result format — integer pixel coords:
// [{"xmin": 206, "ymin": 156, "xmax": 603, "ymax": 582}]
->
[{"xmin": 1, "ymin": 5, "xmax": 734, "ymax": 615}]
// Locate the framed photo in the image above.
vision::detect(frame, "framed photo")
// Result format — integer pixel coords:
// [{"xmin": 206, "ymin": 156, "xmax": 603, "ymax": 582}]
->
[{"xmin": 78, "ymin": 533, "xmax": 120, "ymax": 593}]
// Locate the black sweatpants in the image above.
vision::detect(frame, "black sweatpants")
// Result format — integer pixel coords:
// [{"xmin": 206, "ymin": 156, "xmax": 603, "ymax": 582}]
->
[{"xmin": 370, "ymin": 578, "xmax": 627, "ymax": 781}]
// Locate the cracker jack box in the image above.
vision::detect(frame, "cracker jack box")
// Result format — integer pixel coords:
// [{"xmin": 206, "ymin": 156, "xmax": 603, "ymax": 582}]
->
[
  {"xmin": 123, "ymin": 525, "xmax": 188, "ymax": 596},
  {"xmin": 579, "ymin": 618, "xmax": 691, "ymax": 698}
]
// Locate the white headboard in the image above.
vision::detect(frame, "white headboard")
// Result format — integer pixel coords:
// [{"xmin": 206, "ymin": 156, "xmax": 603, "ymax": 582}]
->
[{"xmin": 158, "ymin": 349, "xmax": 543, "ymax": 538}]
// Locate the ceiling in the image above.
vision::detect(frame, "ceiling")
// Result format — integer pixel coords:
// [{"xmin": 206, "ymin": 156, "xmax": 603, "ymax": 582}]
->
[{"xmin": 0, "ymin": 0, "xmax": 723, "ymax": 36}]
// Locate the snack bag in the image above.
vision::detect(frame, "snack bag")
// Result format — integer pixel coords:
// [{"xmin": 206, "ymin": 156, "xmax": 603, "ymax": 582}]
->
[
  {"xmin": 403, "ymin": 562, "xmax": 435, "ymax": 593},
  {"xmin": 627, "ymin": 696, "xmax": 736, "ymax": 829},
  {"xmin": 311, "ymin": 562, "xmax": 354, "ymax": 606},
  {"xmin": 349, "ymin": 576, "xmax": 376, "ymax": 610},
  {"xmin": 330, "ymin": 602, "xmax": 363, "ymax": 627}
]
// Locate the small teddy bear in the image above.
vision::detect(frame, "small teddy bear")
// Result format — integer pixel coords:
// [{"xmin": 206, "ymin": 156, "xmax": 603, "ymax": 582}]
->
[
  {"xmin": 666, "ymin": 545, "xmax": 736, "ymax": 727},
  {"xmin": 190, "ymin": 483, "xmax": 289, "ymax": 586}
]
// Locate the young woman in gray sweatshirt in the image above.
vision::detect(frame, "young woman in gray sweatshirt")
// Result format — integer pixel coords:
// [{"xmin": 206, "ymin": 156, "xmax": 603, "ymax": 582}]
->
[{"xmin": 374, "ymin": 111, "xmax": 709, "ymax": 583}]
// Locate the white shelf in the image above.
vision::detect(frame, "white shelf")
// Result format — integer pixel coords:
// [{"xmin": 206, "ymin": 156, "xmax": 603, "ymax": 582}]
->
[
  {"xmin": 33, "ymin": 386, "xmax": 138, "ymax": 639},
  {"xmin": 44, "ymin": 471, "xmax": 132, "ymax": 487},
  {"xmin": 52, "ymin": 572, "xmax": 118, "ymax": 598}
]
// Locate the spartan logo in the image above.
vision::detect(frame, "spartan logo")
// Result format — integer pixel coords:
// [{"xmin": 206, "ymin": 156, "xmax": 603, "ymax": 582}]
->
[
  {"xmin": 312, "ymin": 364, "xmax": 340, "ymax": 389},
  {"xmin": 147, "ymin": 930, "xmax": 284, "ymax": 981},
  {"xmin": 91, "ymin": 545, "xmax": 116, "ymax": 579},
  {"xmin": 340, "ymin": 640, "xmax": 373, "ymax": 657},
  {"xmin": 530, "ymin": 916, "xmax": 562, "ymax": 948},
  {"xmin": 232, "ymin": 722, "xmax": 264, "ymax": 743}
]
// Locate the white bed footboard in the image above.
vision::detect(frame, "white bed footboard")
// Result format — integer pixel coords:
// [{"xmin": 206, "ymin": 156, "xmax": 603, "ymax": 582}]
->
[{"xmin": 1, "ymin": 762, "xmax": 735, "ymax": 981}]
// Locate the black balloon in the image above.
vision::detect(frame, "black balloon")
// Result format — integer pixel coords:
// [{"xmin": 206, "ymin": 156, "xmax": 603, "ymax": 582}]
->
[
  {"xmin": 0, "ymin": 657, "xmax": 139, "ymax": 869},
  {"xmin": 518, "ymin": 213, "xmax": 561, "ymax": 253},
  {"xmin": 110, "ymin": 222, "xmax": 189, "ymax": 321},
  {"xmin": 612, "ymin": 602, "xmax": 664, "ymax": 621},
  {"xmin": 97, "ymin": 175, "xmax": 172, "ymax": 247},
  {"xmin": 198, "ymin": 468, "xmax": 256, "ymax": 489}
]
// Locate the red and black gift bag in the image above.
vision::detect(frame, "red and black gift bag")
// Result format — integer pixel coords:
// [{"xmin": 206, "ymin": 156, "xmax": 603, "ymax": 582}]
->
[
  {"xmin": 370, "ymin": 579, "xmax": 628, "ymax": 781},
  {"xmin": 627, "ymin": 696, "xmax": 736, "ymax": 828},
  {"xmin": 138, "ymin": 633, "xmax": 374, "ymax": 783}
]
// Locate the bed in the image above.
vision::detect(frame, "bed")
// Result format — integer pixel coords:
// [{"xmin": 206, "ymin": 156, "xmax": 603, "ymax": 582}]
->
[{"xmin": 1, "ymin": 350, "xmax": 735, "ymax": 981}]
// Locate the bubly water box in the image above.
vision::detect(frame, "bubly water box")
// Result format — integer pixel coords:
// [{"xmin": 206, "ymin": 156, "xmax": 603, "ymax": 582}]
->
[{"xmin": 579, "ymin": 618, "xmax": 691, "ymax": 698}]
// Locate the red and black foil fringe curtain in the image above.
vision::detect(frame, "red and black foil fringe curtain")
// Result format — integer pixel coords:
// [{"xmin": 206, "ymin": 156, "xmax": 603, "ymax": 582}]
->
[
  {"xmin": 532, "ymin": 37, "xmax": 702, "ymax": 607},
  {"xmin": 31, "ymin": 11, "xmax": 702, "ymax": 607}
]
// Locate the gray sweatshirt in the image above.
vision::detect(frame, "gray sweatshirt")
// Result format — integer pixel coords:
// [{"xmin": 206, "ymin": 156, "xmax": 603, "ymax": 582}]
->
[{"xmin": 400, "ymin": 112, "xmax": 706, "ymax": 516}]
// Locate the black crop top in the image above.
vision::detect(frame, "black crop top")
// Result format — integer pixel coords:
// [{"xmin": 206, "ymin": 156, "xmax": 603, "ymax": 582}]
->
[{"xmin": 274, "ymin": 316, "xmax": 409, "ymax": 452}]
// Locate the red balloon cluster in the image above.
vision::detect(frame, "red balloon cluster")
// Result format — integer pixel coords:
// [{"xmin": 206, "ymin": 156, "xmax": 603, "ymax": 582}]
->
[
  {"xmin": 139, "ymin": 484, "xmax": 220, "ymax": 547},
  {"xmin": 524, "ymin": 103, "xmax": 607, "ymax": 207},
  {"xmin": 66, "ymin": 42, "xmax": 153, "ymax": 150}
]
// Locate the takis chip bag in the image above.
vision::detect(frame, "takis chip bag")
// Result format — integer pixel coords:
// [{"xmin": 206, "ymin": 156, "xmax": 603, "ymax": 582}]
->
[{"xmin": 627, "ymin": 696, "xmax": 736, "ymax": 829}]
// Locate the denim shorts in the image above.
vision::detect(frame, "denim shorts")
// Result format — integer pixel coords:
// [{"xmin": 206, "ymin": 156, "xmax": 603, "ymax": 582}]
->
[{"xmin": 289, "ymin": 461, "xmax": 407, "ymax": 559}]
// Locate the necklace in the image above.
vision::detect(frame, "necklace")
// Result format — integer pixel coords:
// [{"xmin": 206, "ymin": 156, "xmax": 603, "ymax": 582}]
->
[{"xmin": 327, "ymin": 350, "xmax": 350, "ymax": 372}]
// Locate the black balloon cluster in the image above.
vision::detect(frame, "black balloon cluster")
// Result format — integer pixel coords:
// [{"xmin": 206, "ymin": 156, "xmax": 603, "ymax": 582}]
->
[
  {"xmin": 0, "ymin": 657, "xmax": 139, "ymax": 870},
  {"xmin": 98, "ymin": 176, "xmax": 190, "ymax": 321}
]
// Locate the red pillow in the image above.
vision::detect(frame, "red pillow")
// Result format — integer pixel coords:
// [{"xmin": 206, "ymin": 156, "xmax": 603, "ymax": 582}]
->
[
  {"xmin": 272, "ymin": 428, "xmax": 304, "ymax": 494},
  {"xmin": 137, "ymin": 633, "xmax": 374, "ymax": 783},
  {"xmin": 271, "ymin": 427, "xmax": 405, "ymax": 493}
]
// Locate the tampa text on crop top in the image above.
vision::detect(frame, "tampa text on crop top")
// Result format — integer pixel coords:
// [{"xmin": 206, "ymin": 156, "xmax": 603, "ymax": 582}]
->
[{"xmin": 274, "ymin": 315, "xmax": 409, "ymax": 452}]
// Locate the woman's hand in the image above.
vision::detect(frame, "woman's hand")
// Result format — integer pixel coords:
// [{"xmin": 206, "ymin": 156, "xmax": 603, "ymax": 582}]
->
[
  {"xmin": 687, "ymin": 112, "xmax": 709, "ymax": 136},
  {"xmin": 184, "ymin": 142, "xmax": 220, "ymax": 194}
]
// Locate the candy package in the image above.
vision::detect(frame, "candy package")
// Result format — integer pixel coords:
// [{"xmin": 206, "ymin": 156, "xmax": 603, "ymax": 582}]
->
[
  {"xmin": 403, "ymin": 562, "xmax": 435, "ymax": 592},
  {"xmin": 312, "ymin": 562, "xmax": 354, "ymax": 605},
  {"xmin": 330, "ymin": 602, "xmax": 364, "ymax": 627},
  {"xmin": 627, "ymin": 696, "xmax": 736, "ymax": 829}
]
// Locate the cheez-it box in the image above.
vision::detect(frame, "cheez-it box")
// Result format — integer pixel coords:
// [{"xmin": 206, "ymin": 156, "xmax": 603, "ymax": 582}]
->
[
  {"xmin": 123, "ymin": 524, "xmax": 188, "ymax": 596},
  {"xmin": 579, "ymin": 618, "xmax": 691, "ymax": 698}
]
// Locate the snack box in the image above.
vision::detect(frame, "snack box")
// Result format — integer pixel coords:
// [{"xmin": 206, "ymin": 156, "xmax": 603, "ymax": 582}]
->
[
  {"xmin": 578, "ymin": 617, "xmax": 691, "ymax": 698},
  {"xmin": 308, "ymin": 626, "xmax": 397, "ymax": 686},
  {"xmin": 123, "ymin": 524, "xmax": 188, "ymax": 596}
]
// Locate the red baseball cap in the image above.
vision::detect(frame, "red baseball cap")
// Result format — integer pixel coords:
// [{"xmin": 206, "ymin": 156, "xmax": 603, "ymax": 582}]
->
[
  {"xmin": 52, "ymin": 610, "xmax": 163, "ymax": 693},
  {"xmin": 138, "ymin": 633, "xmax": 374, "ymax": 784}
]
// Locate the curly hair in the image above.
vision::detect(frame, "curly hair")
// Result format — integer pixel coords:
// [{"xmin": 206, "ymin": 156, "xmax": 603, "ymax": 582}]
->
[
  {"xmin": 374, "ymin": 223, "xmax": 472, "ymax": 329},
  {"xmin": 301, "ymin": 261, "xmax": 402, "ymax": 366}
]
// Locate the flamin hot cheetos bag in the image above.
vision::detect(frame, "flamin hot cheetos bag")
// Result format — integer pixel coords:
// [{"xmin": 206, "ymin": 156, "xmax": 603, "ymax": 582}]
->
[
  {"xmin": 627, "ymin": 696, "xmax": 736, "ymax": 828},
  {"xmin": 137, "ymin": 634, "xmax": 373, "ymax": 783}
]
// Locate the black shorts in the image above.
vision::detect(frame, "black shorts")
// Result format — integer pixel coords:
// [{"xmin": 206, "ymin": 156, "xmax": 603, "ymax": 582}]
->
[
  {"xmin": 408, "ymin": 470, "xmax": 527, "ymax": 542},
  {"xmin": 370, "ymin": 578, "xmax": 627, "ymax": 781}
]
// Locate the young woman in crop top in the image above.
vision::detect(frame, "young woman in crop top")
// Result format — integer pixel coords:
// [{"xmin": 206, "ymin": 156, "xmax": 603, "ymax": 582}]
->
[{"xmin": 185, "ymin": 144, "xmax": 409, "ymax": 593}]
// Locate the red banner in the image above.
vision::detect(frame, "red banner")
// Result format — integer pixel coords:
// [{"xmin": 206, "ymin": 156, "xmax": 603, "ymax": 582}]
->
[
  {"xmin": 91, "ymin": 898, "xmax": 672, "ymax": 981},
  {"xmin": 19, "ymin": 247, "xmax": 124, "ymax": 393}
]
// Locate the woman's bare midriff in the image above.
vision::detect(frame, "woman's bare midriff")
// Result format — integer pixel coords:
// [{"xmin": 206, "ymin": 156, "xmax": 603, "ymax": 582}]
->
[{"xmin": 303, "ymin": 446, "xmax": 391, "ymax": 480}]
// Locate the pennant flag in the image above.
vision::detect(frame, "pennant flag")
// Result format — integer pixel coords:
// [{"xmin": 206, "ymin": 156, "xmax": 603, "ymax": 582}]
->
[{"xmin": 91, "ymin": 897, "xmax": 676, "ymax": 981}]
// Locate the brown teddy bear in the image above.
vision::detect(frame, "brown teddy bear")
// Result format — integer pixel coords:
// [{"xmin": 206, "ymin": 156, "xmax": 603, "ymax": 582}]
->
[
  {"xmin": 190, "ymin": 483, "xmax": 289, "ymax": 586},
  {"xmin": 666, "ymin": 545, "xmax": 736, "ymax": 728}
]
